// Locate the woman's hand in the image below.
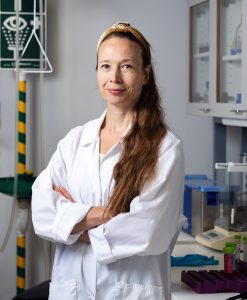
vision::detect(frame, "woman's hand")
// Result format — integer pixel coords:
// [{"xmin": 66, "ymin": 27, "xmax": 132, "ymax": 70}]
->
[
  {"xmin": 53, "ymin": 186, "xmax": 74, "ymax": 202},
  {"xmin": 79, "ymin": 206, "xmax": 112, "ymax": 231},
  {"xmin": 53, "ymin": 186, "xmax": 114, "ymax": 234},
  {"xmin": 80, "ymin": 231, "xmax": 90, "ymax": 243}
]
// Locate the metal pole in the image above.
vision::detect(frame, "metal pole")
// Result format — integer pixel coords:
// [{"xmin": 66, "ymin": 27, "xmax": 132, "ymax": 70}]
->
[
  {"xmin": 16, "ymin": 72, "xmax": 27, "ymax": 295},
  {"xmin": 16, "ymin": 232, "xmax": 26, "ymax": 294},
  {"xmin": 18, "ymin": 73, "xmax": 26, "ymax": 175}
]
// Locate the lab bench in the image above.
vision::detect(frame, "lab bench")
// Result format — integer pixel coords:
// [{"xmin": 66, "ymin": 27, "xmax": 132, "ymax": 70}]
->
[{"xmin": 171, "ymin": 232, "xmax": 239, "ymax": 300}]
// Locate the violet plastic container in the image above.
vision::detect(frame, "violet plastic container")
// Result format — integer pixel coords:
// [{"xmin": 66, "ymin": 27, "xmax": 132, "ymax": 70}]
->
[{"xmin": 181, "ymin": 267, "xmax": 247, "ymax": 294}]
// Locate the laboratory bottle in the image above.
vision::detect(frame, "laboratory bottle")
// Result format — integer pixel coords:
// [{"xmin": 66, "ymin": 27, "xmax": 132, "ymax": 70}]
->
[
  {"xmin": 225, "ymin": 242, "xmax": 237, "ymax": 271},
  {"xmin": 243, "ymin": 237, "xmax": 247, "ymax": 263},
  {"xmin": 214, "ymin": 203, "xmax": 228, "ymax": 229},
  {"xmin": 223, "ymin": 247, "xmax": 235, "ymax": 274},
  {"xmin": 234, "ymin": 234, "xmax": 241, "ymax": 261}
]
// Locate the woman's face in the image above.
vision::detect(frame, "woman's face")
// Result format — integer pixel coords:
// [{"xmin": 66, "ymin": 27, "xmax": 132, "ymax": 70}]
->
[{"xmin": 97, "ymin": 37, "xmax": 150, "ymax": 110}]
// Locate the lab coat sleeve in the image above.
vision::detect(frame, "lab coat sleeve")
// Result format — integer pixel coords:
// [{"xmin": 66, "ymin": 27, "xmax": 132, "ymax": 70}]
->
[
  {"xmin": 31, "ymin": 131, "xmax": 92, "ymax": 245},
  {"xmin": 89, "ymin": 138, "xmax": 186, "ymax": 264}
]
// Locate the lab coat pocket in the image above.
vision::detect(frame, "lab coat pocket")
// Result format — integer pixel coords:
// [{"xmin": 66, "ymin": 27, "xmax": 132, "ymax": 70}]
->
[
  {"xmin": 49, "ymin": 279, "xmax": 77, "ymax": 300},
  {"xmin": 114, "ymin": 282, "xmax": 164, "ymax": 300}
]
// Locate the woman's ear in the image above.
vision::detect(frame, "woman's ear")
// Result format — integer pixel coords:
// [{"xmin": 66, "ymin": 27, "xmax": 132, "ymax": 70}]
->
[{"xmin": 143, "ymin": 64, "xmax": 151, "ymax": 85}]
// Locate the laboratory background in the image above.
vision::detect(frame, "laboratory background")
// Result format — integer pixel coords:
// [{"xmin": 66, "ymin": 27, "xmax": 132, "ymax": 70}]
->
[{"xmin": 0, "ymin": 0, "xmax": 247, "ymax": 299}]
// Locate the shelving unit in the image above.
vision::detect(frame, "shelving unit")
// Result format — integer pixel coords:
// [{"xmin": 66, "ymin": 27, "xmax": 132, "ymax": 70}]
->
[{"xmin": 222, "ymin": 54, "xmax": 242, "ymax": 61}]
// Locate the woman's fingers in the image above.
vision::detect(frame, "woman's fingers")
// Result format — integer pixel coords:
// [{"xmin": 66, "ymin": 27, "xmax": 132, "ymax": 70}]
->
[
  {"xmin": 59, "ymin": 186, "xmax": 74, "ymax": 201},
  {"xmin": 53, "ymin": 186, "xmax": 60, "ymax": 193},
  {"xmin": 53, "ymin": 186, "xmax": 75, "ymax": 202},
  {"xmin": 80, "ymin": 231, "xmax": 90, "ymax": 243}
]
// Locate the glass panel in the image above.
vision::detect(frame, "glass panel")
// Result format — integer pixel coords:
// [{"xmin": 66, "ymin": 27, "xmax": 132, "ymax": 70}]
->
[
  {"xmin": 218, "ymin": 0, "xmax": 242, "ymax": 104},
  {"xmin": 215, "ymin": 168, "xmax": 232, "ymax": 231},
  {"xmin": 215, "ymin": 163, "xmax": 247, "ymax": 232},
  {"xmin": 190, "ymin": 1, "xmax": 210, "ymax": 103}
]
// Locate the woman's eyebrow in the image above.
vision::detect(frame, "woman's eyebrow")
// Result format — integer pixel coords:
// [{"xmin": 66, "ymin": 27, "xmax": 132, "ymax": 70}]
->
[{"xmin": 98, "ymin": 58, "xmax": 136, "ymax": 64}]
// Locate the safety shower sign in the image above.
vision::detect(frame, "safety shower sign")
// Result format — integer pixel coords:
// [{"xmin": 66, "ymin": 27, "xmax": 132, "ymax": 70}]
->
[{"xmin": 0, "ymin": 0, "xmax": 46, "ymax": 69}]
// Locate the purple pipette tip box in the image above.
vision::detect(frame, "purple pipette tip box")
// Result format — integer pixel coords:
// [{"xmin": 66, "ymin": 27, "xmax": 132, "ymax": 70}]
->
[{"xmin": 181, "ymin": 261, "xmax": 247, "ymax": 294}]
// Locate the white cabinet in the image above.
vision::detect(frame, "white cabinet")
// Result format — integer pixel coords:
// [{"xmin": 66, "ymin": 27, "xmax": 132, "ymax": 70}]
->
[
  {"xmin": 188, "ymin": 0, "xmax": 247, "ymax": 119},
  {"xmin": 188, "ymin": 0, "xmax": 214, "ymax": 116}
]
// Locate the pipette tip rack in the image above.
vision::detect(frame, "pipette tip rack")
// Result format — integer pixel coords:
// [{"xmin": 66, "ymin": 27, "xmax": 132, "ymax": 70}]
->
[{"xmin": 181, "ymin": 261, "xmax": 247, "ymax": 293}]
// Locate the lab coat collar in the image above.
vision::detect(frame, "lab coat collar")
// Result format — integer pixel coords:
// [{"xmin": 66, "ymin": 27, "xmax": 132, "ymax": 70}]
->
[
  {"xmin": 79, "ymin": 110, "xmax": 107, "ymax": 147},
  {"xmin": 79, "ymin": 109, "xmax": 132, "ymax": 147}
]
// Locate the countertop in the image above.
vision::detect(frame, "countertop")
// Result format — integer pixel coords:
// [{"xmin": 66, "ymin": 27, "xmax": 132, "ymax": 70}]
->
[{"xmin": 171, "ymin": 231, "xmax": 239, "ymax": 300}]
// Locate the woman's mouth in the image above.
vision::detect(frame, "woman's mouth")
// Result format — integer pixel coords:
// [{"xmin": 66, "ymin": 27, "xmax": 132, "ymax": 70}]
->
[{"xmin": 107, "ymin": 88, "xmax": 125, "ymax": 95}]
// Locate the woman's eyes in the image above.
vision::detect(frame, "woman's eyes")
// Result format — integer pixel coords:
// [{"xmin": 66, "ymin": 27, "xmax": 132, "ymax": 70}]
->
[
  {"xmin": 100, "ymin": 64, "xmax": 110, "ymax": 69},
  {"xmin": 122, "ymin": 64, "xmax": 133, "ymax": 69},
  {"xmin": 99, "ymin": 64, "xmax": 133, "ymax": 70}
]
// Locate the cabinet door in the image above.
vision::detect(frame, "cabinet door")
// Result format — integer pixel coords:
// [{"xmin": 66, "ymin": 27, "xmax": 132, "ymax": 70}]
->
[
  {"xmin": 188, "ymin": 0, "xmax": 215, "ymax": 116},
  {"xmin": 214, "ymin": 0, "xmax": 247, "ymax": 119}
]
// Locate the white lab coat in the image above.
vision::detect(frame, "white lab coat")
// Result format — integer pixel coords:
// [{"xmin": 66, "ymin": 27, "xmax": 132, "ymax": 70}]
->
[{"xmin": 31, "ymin": 111, "xmax": 186, "ymax": 300}]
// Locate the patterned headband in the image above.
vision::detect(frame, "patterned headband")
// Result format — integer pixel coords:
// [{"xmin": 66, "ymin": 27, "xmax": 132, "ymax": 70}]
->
[{"xmin": 97, "ymin": 22, "xmax": 151, "ymax": 64}]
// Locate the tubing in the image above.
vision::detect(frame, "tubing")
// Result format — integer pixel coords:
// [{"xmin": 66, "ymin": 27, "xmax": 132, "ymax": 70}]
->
[
  {"xmin": 0, "ymin": 198, "xmax": 17, "ymax": 253},
  {"xmin": 39, "ymin": 0, "xmax": 52, "ymax": 279}
]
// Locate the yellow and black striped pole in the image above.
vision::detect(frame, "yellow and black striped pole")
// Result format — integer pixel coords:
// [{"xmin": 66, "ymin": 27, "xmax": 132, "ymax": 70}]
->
[
  {"xmin": 16, "ymin": 73, "xmax": 27, "ymax": 294},
  {"xmin": 18, "ymin": 74, "xmax": 26, "ymax": 175},
  {"xmin": 17, "ymin": 234, "xmax": 26, "ymax": 294}
]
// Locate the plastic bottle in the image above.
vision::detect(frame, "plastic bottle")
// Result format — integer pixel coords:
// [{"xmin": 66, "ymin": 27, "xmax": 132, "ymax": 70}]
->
[
  {"xmin": 224, "ymin": 247, "xmax": 235, "ymax": 274},
  {"xmin": 234, "ymin": 234, "xmax": 241, "ymax": 261},
  {"xmin": 225, "ymin": 242, "xmax": 237, "ymax": 271},
  {"xmin": 243, "ymin": 237, "xmax": 247, "ymax": 263},
  {"xmin": 225, "ymin": 242, "xmax": 237, "ymax": 248}
]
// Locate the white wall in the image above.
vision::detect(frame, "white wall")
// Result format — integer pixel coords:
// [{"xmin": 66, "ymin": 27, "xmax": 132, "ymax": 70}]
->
[{"xmin": 0, "ymin": 0, "xmax": 214, "ymax": 298}]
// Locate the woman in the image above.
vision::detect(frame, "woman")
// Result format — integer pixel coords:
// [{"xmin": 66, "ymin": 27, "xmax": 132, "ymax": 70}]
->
[{"xmin": 32, "ymin": 22, "xmax": 185, "ymax": 300}]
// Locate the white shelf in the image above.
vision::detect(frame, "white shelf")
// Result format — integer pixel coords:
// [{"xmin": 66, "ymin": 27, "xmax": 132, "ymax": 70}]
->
[
  {"xmin": 194, "ymin": 52, "xmax": 210, "ymax": 59},
  {"xmin": 222, "ymin": 54, "xmax": 242, "ymax": 61},
  {"xmin": 222, "ymin": 118, "xmax": 247, "ymax": 127},
  {"xmin": 215, "ymin": 162, "xmax": 247, "ymax": 172}
]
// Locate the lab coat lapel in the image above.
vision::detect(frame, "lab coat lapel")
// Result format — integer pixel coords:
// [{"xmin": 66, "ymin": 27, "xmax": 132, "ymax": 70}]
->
[
  {"xmin": 91, "ymin": 138, "xmax": 102, "ymax": 205},
  {"xmin": 79, "ymin": 111, "xmax": 106, "ymax": 205}
]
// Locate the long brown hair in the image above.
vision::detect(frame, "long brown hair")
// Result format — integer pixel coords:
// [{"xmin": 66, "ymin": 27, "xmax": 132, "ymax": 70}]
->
[{"xmin": 98, "ymin": 24, "xmax": 167, "ymax": 215}]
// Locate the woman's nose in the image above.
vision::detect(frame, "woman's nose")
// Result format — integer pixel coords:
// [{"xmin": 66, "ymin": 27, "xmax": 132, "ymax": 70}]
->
[{"xmin": 110, "ymin": 67, "xmax": 121, "ymax": 82}]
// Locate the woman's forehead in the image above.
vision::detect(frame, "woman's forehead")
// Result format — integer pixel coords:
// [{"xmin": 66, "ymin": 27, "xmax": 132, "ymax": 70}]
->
[{"xmin": 98, "ymin": 37, "xmax": 143, "ymax": 58}]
